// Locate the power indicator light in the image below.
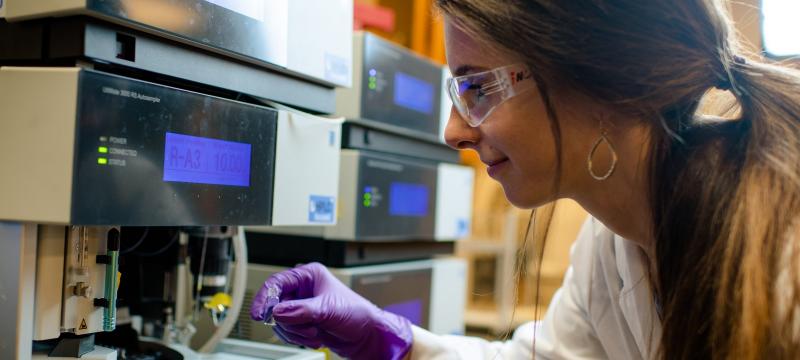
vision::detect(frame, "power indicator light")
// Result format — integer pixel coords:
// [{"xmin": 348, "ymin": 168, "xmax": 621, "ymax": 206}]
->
[
  {"xmin": 368, "ymin": 75, "xmax": 377, "ymax": 90},
  {"xmin": 97, "ymin": 157, "xmax": 108, "ymax": 165},
  {"xmin": 369, "ymin": 69, "xmax": 377, "ymax": 76},
  {"xmin": 98, "ymin": 146, "xmax": 108, "ymax": 154}
]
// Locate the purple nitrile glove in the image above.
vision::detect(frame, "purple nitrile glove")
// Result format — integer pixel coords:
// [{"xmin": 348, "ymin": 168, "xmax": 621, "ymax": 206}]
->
[{"xmin": 250, "ymin": 262, "xmax": 412, "ymax": 360}]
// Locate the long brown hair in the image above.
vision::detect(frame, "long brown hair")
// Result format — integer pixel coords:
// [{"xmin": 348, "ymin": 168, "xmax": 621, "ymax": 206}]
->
[{"xmin": 435, "ymin": 0, "xmax": 800, "ymax": 358}]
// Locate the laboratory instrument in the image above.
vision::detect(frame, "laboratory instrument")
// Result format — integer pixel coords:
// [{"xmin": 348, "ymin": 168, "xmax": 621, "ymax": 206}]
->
[
  {"xmin": 0, "ymin": 67, "xmax": 341, "ymax": 227},
  {"xmin": 0, "ymin": 0, "xmax": 353, "ymax": 113},
  {"xmin": 336, "ymin": 32, "xmax": 446, "ymax": 143},
  {"xmin": 246, "ymin": 149, "xmax": 474, "ymax": 266},
  {"xmin": 230, "ymin": 258, "xmax": 467, "ymax": 354},
  {"xmin": 0, "ymin": 0, "xmax": 352, "ymax": 359},
  {"xmin": 0, "ymin": 0, "xmax": 353, "ymax": 86},
  {"xmin": 0, "ymin": 66, "xmax": 342, "ymax": 359}
]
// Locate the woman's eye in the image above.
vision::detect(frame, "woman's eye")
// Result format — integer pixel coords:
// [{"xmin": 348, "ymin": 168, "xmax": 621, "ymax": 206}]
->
[{"xmin": 467, "ymin": 83, "xmax": 487, "ymax": 99}]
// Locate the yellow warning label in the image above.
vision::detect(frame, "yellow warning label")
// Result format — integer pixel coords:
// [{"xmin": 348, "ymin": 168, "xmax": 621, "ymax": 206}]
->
[{"xmin": 79, "ymin": 318, "xmax": 87, "ymax": 330}]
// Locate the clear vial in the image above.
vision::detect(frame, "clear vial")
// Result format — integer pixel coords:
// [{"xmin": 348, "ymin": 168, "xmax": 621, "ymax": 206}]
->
[{"xmin": 263, "ymin": 284, "xmax": 281, "ymax": 326}]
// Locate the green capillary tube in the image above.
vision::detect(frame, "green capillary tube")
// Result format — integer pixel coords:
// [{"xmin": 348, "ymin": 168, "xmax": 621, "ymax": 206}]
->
[{"xmin": 104, "ymin": 231, "xmax": 120, "ymax": 332}]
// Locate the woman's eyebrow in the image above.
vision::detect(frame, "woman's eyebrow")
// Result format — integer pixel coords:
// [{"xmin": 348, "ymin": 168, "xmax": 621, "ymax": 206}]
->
[{"xmin": 452, "ymin": 64, "xmax": 488, "ymax": 77}]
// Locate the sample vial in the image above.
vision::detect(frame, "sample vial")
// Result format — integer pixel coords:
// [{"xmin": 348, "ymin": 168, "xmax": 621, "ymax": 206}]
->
[{"xmin": 263, "ymin": 284, "xmax": 281, "ymax": 326}]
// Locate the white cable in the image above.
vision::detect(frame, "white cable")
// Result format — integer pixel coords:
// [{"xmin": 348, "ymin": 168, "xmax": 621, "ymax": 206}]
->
[{"xmin": 198, "ymin": 226, "xmax": 248, "ymax": 353}]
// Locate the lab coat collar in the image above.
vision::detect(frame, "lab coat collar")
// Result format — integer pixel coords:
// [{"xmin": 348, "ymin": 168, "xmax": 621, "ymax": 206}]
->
[{"xmin": 614, "ymin": 233, "xmax": 662, "ymax": 360}]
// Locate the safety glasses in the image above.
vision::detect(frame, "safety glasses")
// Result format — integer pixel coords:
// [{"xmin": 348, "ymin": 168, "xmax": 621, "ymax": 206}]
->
[{"xmin": 446, "ymin": 64, "xmax": 536, "ymax": 127}]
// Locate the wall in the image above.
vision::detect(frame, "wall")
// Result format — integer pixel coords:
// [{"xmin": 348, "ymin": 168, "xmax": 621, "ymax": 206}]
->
[{"xmin": 730, "ymin": 0, "xmax": 763, "ymax": 54}]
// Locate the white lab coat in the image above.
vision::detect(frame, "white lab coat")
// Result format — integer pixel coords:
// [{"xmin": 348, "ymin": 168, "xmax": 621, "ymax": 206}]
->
[{"xmin": 411, "ymin": 217, "xmax": 662, "ymax": 359}]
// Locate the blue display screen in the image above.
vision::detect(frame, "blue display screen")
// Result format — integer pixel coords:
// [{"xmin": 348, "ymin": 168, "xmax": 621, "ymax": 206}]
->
[
  {"xmin": 394, "ymin": 72, "xmax": 434, "ymax": 115},
  {"xmin": 163, "ymin": 132, "xmax": 251, "ymax": 187},
  {"xmin": 383, "ymin": 299, "xmax": 423, "ymax": 326},
  {"xmin": 389, "ymin": 182, "xmax": 429, "ymax": 217}
]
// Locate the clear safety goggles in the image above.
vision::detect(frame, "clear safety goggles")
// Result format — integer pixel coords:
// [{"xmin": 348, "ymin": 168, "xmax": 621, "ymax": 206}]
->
[{"xmin": 446, "ymin": 64, "xmax": 536, "ymax": 127}]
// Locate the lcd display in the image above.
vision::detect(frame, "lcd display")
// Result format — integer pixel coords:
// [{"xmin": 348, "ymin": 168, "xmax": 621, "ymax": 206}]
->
[
  {"xmin": 383, "ymin": 299, "xmax": 423, "ymax": 326},
  {"xmin": 393, "ymin": 72, "xmax": 434, "ymax": 115},
  {"xmin": 163, "ymin": 132, "xmax": 252, "ymax": 187},
  {"xmin": 389, "ymin": 182, "xmax": 429, "ymax": 217}
]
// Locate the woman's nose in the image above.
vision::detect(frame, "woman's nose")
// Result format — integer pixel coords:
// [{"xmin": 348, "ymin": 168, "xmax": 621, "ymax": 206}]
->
[{"xmin": 444, "ymin": 106, "xmax": 480, "ymax": 150}]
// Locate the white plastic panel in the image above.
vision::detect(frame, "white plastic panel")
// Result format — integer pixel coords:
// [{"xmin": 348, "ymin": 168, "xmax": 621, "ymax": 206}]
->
[
  {"xmin": 271, "ymin": 107, "xmax": 343, "ymax": 226},
  {"xmin": 435, "ymin": 163, "xmax": 474, "ymax": 241},
  {"xmin": 334, "ymin": 33, "xmax": 364, "ymax": 119},
  {"xmin": 439, "ymin": 67, "xmax": 453, "ymax": 144},
  {"xmin": 322, "ymin": 150, "xmax": 359, "ymax": 239},
  {"xmin": 763, "ymin": 0, "xmax": 800, "ymax": 56},
  {"xmin": 0, "ymin": 223, "xmax": 37, "ymax": 360},
  {"xmin": 287, "ymin": 0, "xmax": 353, "ymax": 87},
  {"xmin": 0, "ymin": 67, "xmax": 80, "ymax": 224},
  {"xmin": 430, "ymin": 257, "xmax": 467, "ymax": 335},
  {"xmin": 33, "ymin": 227, "xmax": 66, "ymax": 341},
  {"xmin": 253, "ymin": 0, "xmax": 289, "ymax": 68}
]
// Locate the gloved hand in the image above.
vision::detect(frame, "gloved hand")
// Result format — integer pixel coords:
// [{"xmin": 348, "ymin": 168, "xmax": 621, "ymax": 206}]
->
[{"xmin": 250, "ymin": 262, "xmax": 413, "ymax": 360}]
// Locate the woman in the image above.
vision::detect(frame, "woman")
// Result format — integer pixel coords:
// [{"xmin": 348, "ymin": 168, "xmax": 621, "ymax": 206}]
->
[{"xmin": 251, "ymin": 0, "xmax": 800, "ymax": 358}]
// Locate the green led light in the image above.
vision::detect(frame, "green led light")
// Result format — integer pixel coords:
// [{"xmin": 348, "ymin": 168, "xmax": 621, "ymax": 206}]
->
[
  {"xmin": 363, "ymin": 199, "xmax": 371, "ymax": 207},
  {"xmin": 98, "ymin": 146, "xmax": 108, "ymax": 154},
  {"xmin": 363, "ymin": 193, "xmax": 372, "ymax": 200},
  {"xmin": 368, "ymin": 83, "xmax": 377, "ymax": 90},
  {"xmin": 97, "ymin": 157, "xmax": 108, "ymax": 165}
]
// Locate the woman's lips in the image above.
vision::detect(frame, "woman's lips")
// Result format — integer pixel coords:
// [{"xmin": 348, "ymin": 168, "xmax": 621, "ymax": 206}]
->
[{"xmin": 486, "ymin": 158, "xmax": 510, "ymax": 178}]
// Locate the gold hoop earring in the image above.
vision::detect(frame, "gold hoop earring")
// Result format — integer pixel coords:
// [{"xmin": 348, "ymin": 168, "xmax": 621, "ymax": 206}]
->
[{"xmin": 587, "ymin": 128, "xmax": 618, "ymax": 181}]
